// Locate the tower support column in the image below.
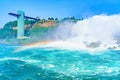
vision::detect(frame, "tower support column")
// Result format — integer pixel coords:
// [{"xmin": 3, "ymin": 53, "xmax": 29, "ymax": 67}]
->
[{"xmin": 17, "ymin": 10, "xmax": 25, "ymax": 39}]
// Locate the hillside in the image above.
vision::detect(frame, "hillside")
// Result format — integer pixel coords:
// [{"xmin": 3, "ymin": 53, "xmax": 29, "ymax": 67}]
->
[{"xmin": 0, "ymin": 17, "xmax": 81, "ymax": 44}]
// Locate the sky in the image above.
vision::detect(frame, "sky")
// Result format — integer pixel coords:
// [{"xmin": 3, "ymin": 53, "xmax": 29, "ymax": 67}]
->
[{"xmin": 0, "ymin": 0, "xmax": 120, "ymax": 28}]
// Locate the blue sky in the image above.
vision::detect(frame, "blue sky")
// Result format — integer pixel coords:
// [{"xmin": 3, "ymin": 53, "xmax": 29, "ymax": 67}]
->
[{"xmin": 0, "ymin": 0, "xmax": 120, "ymax": 28}]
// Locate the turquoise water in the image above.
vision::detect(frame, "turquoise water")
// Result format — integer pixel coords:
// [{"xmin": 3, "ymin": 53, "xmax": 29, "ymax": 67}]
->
[{"xmin": 0, "ymin": 44, "xmax": 120, "ymax": 80}]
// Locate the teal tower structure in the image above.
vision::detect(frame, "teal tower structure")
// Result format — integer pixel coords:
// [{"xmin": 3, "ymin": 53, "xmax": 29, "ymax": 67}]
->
[
  {"xmin": 17, "ymin": 10, "xmax": 25, "ymax": 39},
  {"xmin": 8, "ymin": 10, "xmax": 38, "ymax": 39}
]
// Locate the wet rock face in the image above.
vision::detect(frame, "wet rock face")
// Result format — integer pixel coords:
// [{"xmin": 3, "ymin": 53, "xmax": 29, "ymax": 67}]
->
[
  {"xmin": 108, "ymin": 46, "xmax": 117, "ymax": 49},
  {"xmin": 86, "ymin": 41, "xmax": 101, "ymax": 48},
  {"xmin": 116, "ymin": 39, "xmax": 120, "ymax": 44}
]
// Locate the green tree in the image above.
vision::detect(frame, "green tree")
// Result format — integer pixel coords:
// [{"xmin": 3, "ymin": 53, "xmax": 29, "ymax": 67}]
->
[
  {"xmin": 55, "ymin": 18, "xmax": 58, "ymax": 21},
  {"xmin": 50, "ymin": 17, "xmax": 54, "ymax": 20},
  {"xmin": 71, "ymin": 16, "xmax": 75, "ymax": 20},
  {"xmin": 36, "ymin": 16, "xmax": 40, "ymax": 21}
]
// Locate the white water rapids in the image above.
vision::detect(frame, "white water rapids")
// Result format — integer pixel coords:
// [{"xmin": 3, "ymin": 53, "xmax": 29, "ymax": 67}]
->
[{"xmin": 15, "ymin": 14, "xmax": 120, "ymax": 52}]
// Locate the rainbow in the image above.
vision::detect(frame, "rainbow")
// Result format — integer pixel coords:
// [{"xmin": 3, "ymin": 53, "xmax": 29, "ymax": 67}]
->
[{"xmin": 14, "ymin": 41, "xmax": 53, "ymax": 52}]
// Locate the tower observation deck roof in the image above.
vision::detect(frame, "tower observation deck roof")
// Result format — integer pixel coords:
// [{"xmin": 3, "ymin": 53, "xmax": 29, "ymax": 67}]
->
[{"xmin": 8, "ymin": 13, "xmax": 38, "ymax": 21}]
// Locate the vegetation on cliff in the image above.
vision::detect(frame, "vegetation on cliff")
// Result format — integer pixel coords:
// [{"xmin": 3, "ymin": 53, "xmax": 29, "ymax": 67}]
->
[{"xmin": 0, "ymin": 17, "xmax": 82, "ymax": 44}]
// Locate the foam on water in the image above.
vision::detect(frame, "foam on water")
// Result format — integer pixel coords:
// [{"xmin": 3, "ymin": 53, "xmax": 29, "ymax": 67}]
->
[
  {"xmin": 1, "ymin": 43, "xmax": 120, "ymax": 79},
  {"xmin": 0, "ymin": 57, "xmax": 39, "ymax": 63}
]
